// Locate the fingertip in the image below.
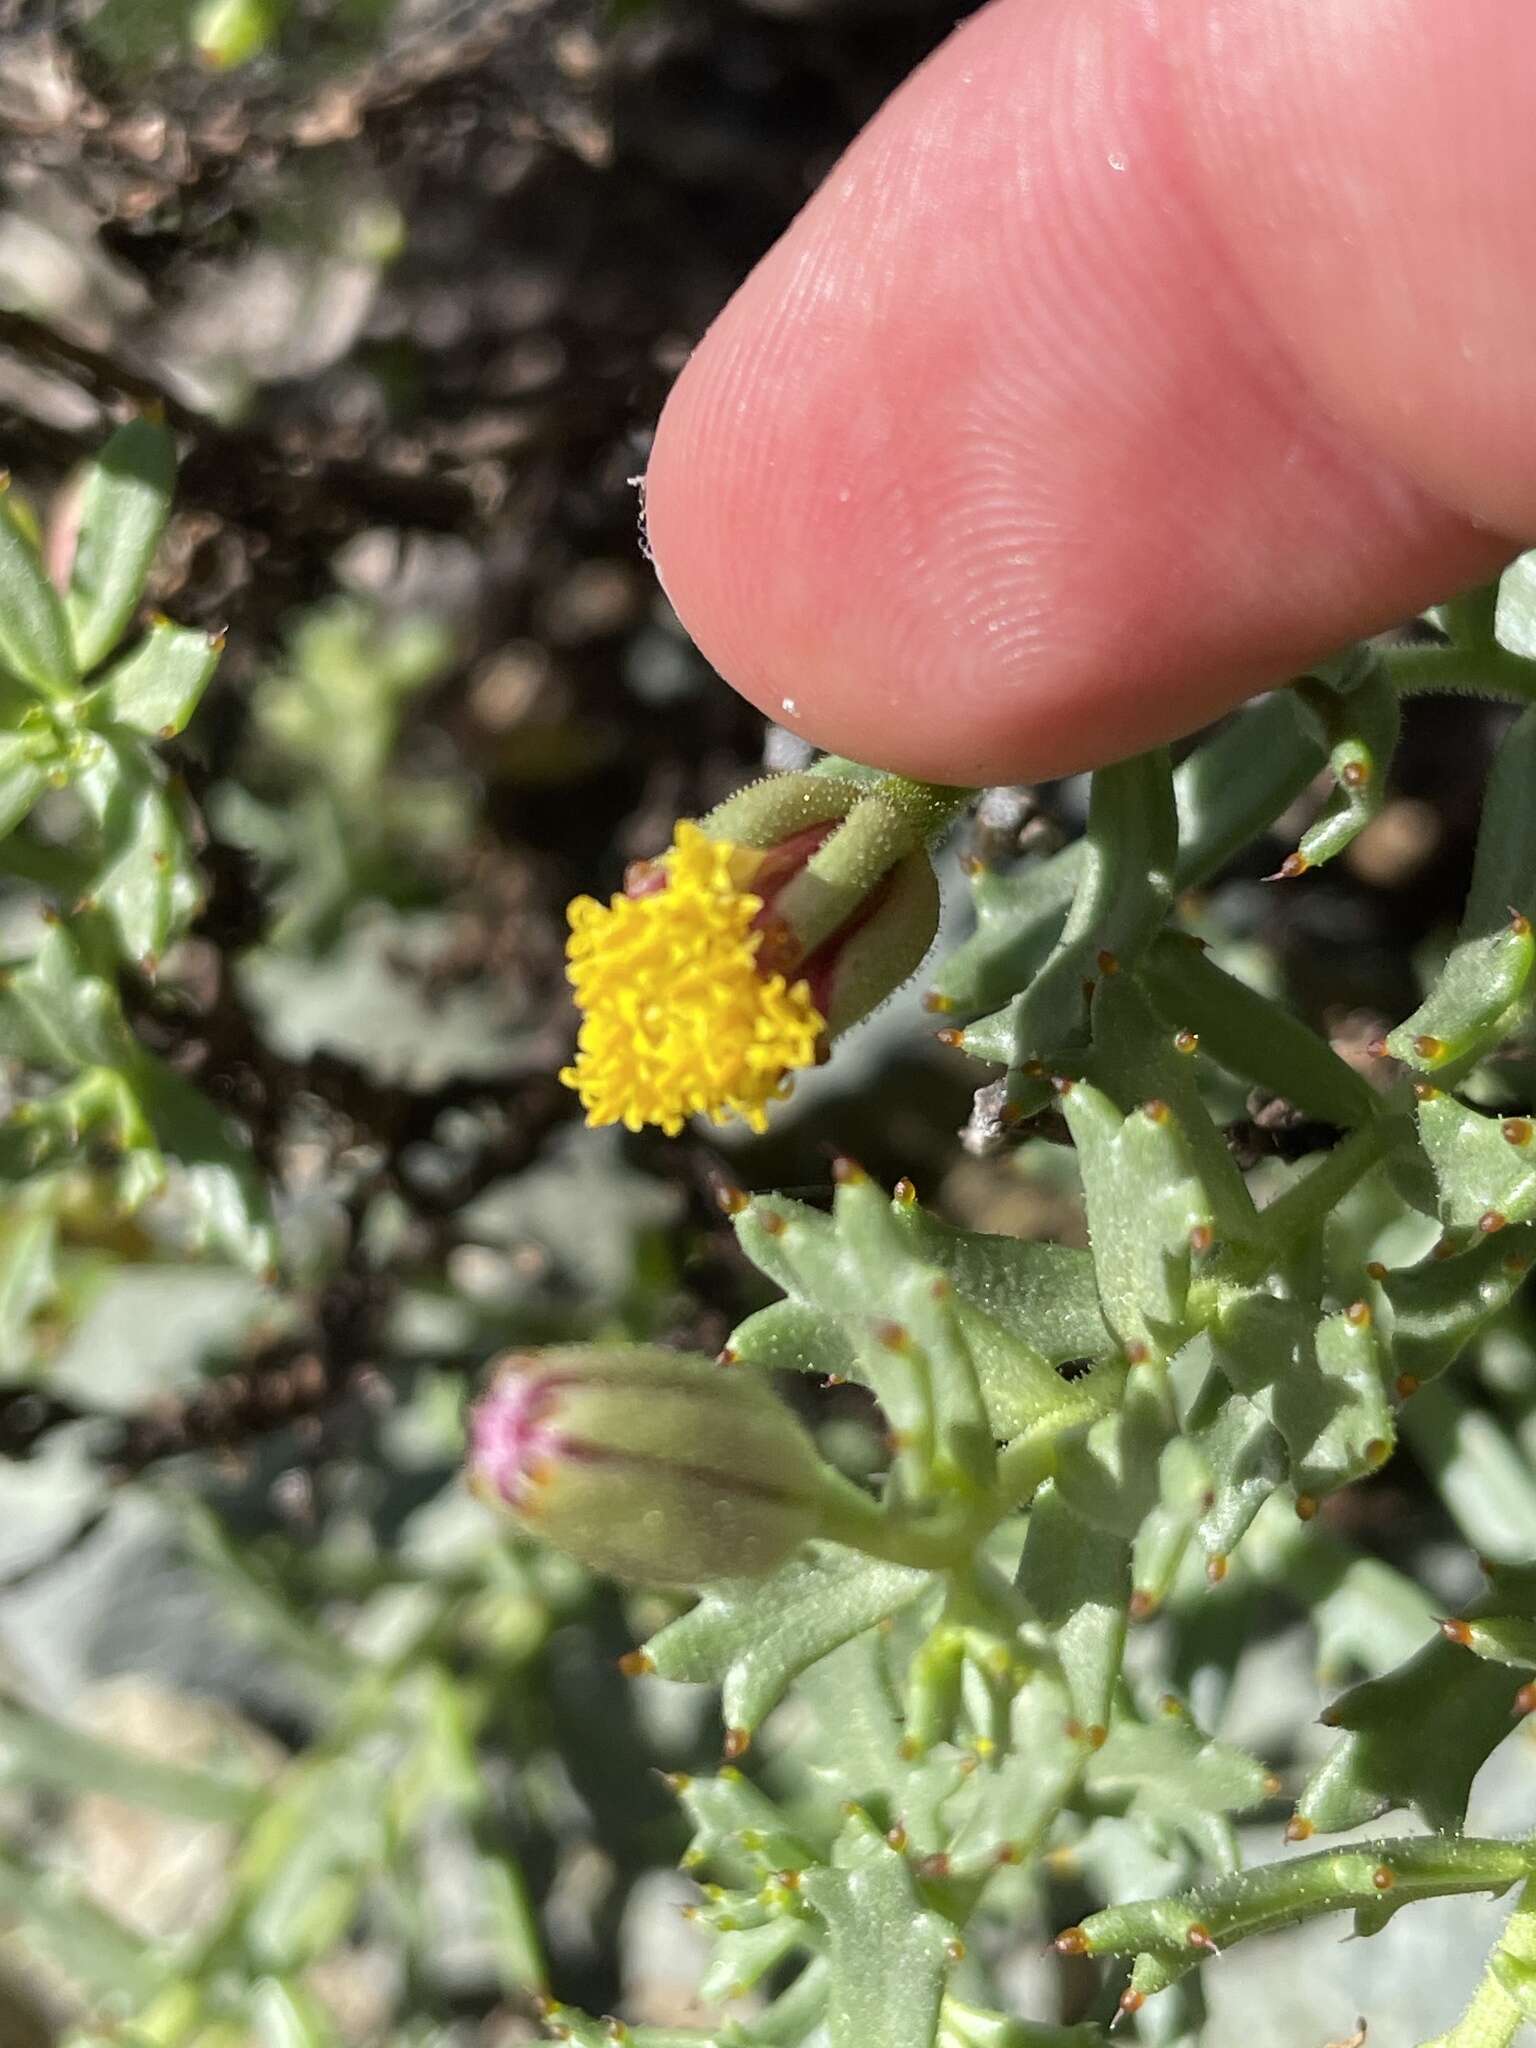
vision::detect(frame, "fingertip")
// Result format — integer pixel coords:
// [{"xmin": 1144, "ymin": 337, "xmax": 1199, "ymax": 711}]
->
[{"xmin": 646, "ymin": 0, "xmax": 1519, "ymax": 785}]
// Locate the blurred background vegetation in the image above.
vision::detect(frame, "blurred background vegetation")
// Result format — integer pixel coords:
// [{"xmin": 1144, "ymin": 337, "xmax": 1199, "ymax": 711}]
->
[{"xmin": 0, "ymin": 2, "xmax": 1531, "ymax": 2043}]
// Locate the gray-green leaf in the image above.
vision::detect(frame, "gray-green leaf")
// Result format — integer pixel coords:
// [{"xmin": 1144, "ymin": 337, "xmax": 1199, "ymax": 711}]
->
[
  {"xmin": 65, "ymin": 416, "xmax": 177, "ymax": 674},
  {"xmin": 644, "ymin": 1545, "xmax": 934, "ymax": 1734},
  {"xmin": 0, "ymin": 485, "xmax": 76, "ymax": 696},
  {"xmin": 801, "ymin": 1812, "xmax": 951, "ymax": 2048},
  {"xmin": 87, "ymin": 616, "xmax": 221, "ymax": 738}
]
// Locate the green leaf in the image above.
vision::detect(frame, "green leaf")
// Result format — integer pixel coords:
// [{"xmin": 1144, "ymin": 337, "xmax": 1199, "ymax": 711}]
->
[
  {"xmin": 934, "ymin": 697, "xmax": 1321, "ymax": 1023},
  {"xmin": 1385, "ymin": 1225, "xmax": 1536, "ymax": 1387},
  {"xmin": 677, "ymin": 1768, "xmax": 819, "ymax": 1877},
  {"xmin": 0, "ymin": 1068, "xmax": 159, "ymax": 1207},
  {"xmin": 1289, "ymin": 652, "xmax": 1400, "ymax": 870},
  {"xmin": 0, "ymin": 483, "xmax": 76, "ymax": 696},
  {"xmin": 1465, "ymin": 705, "xmax": 1536, "ymax": 935},
  {"xmin": 1386, "ymin": 919, "xmax": 1534, "ymax": 1076},
  {"xmin": 731, "ymin": 1299, "xmax": 857, "ymax": 1381},
  {"xmin": 931, "ymin": 840, "xmax": 1085, "ymax": 1019},
  {"xmin": 733, "ymin": 1188, "xmax": 1112, "ymax": 1441},
  {"xmin": 1172, "ymin": 691, "xmax": 1325, "ymax": 887},
  {"xmin": 0, "ymin": 1843, "xmax": 156, "ymax": 2002},
  {"xmin": 938, "ymin": 1678, "xmax": 1086, "ymax": 1875},
  {"xmin": 1071, "ymin": 1825, "xmax": 1207, "ymax": 2047},
  {"xmin": 1084, "ymin": 1699, "xmax": 1268, "ymax": 1855},
  {"xmin": 1088, "ymin": 971, "xmax": 1259, "ymax": 1248},
  {"xmin": 1484, "ymin": 1881, "xmax": 1536, "ymax": 2033},
  {"xmin": 87, "ymin": 616, "xmax": 221, "ymax": 738},
  {"xmin": 801, "ymin": 1812, "xmax": 951, "ymax": 2048},
  {"xmin": 1180, "ymin": 1368, "xmax": 1287, "ymax": 1565},
  {"xmin": 1416, "ymin": 1091, "xmax": 1536, "ymax": 1229},
  {"xmin": 822, "ymin": 1171, "xmax": 997, "ymax": 1490},
  {"xmin": 133, "ymin": 1058, "xmax": 276, "ymax": 1271},
  {"xmin": 1291, "ymin": 1303, "xmax": 1394, "ymax": 1496},
  {"xmin": 1141, "ymin": 932, "xmax": 1378, "ymax": 1130},
  {"xmin": 76, "ymin": 732, "xmax": 201, "ymax": 964},
  {"xmin": 1053, "ymin": 1358, "xmax": 1178, "ymax": 1538},
  {"xmin": 1018, "ymin": 1481, "xmax": 1130, "ymax": 1729},
  {"xmin": 797, "ymin": 1633, "xmax": 960, "ymax": 1828},
  {"xmin": 1130, "ymin": 1448, "xmax": 1201, "ymax": 1611},
  {"xmin": 64, "ymin": 416, "xmax": 176, "ymax": 673},
  {"xmin": 0, "ymin": 1203, "xmax": 57, "ymax": 1372},
  {"xmin": 0, "ymin": 923, "xmax": 141, "ymax": 1071},
  {"xmin": 960, "ymin": 750, "xmax": 1177, "ymax": 1073},
  {"xmin": 248, "ymin": 1977, "xmax": 343, "ymax": 2048},
  {"xmin": 894, "ymin": 1205, "xmax": 1110, "ymax": 1373},
  {"xmin": 1059, "ymin": 1078, "xmax": 1212, "ymax": 1355},
  {"xmin": 1298, "ymin": 1623, "xmax": 1526, "ymax": 1833},
  {"xmin": 0, "ymin": 925, "xmax": 274, "ymax": 1270},
  {"xmin": 942, "ymin": 2020, "xmax": 1107, "ymax": 2048},
  {"xmin": 1210, "ymin": 1293, "xmax": 1392, "ymax": 1500},
  {"xmin": 241, "ymin": 1759, "xmax": 377, "ymax": 1970},
  {"xmin": 1449, "ymin": 1614, "xmax": 1536, "ymax": 1670},
  {"xmin": 0, "ymin": 729, "xmax": 52, "ymax": 843},
  {"xmin": 644, "ymin": 1545, "xmax": 934, "ymax": 1734},
  {"xmin": 699, "ymin": 1918, "xmax": 807, "ymax": 2004},
  {"xmin": 0, "ymin": 1696, "xmax": 256, "ymax": 1821}
]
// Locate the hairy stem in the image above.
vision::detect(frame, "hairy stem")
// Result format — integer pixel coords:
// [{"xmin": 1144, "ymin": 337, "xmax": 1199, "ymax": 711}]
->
[
  {"xmin": 1418, "ymin": 1876, "xmax": 1536, "ymax": 2048},
  {"xmin": 1384, "ymin": 642, "xmax": 1536, "ymax": 703}
]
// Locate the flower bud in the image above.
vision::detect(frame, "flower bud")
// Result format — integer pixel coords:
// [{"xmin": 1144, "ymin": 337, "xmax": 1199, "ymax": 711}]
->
[
  {"xmin": 467, "ymin": 1345, "xmax": 838, "ymax": 1584},
  {"xmin": 559, "ymin": 771, "xmax": 950, "ymax": 1135}
]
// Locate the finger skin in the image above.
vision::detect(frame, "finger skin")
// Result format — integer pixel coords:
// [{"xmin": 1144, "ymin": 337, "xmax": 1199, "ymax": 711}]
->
[{"xmin": 644, "ymin": 0, "xmax": 1532, "ymax": 786}]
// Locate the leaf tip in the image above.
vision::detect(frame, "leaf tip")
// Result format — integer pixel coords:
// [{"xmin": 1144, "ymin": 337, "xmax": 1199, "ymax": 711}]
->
[{"xmin": 710, "ymin": 1175, "xmax": 749, "ymax": 1216}]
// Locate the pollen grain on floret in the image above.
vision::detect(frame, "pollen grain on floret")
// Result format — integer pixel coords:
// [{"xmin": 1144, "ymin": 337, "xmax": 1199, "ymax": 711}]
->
[{"xmin": 559, "ymin": 820, "xmax": 825, "ymax": 1136}]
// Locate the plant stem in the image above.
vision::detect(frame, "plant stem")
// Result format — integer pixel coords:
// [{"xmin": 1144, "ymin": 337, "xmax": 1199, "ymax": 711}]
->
[
  {"xmin": 1172, "ymin": 691, "xmax": 1325, "ymax": 887},
  {"xmin": 1075, "ymin": 1836, "xmax": 1535, "ymax": 1984},
  {"xmin": 1418, "ymin": 1875, "xmax": 1536, "ymax": 2048},
  {"xmin": 1243, "ymin": 1114, "xmax": 1405, "ymax": 1272},
  {"xmin": 994, "ymin": 1374, "xmax": 1126, "ymax": 1508},
  {"xmin": 1384, "ymin": 642, "xmax": 1536, "ymax": 703},
  {"xmin": 817, "ymin": 1472, "xmax": 985, "ymax": 1572}
]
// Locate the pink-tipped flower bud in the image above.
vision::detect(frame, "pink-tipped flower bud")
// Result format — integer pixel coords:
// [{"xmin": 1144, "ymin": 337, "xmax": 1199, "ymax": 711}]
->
[{"xmin": 467, "ymin": 1345, "xmax": 840, "ymax": 1585}]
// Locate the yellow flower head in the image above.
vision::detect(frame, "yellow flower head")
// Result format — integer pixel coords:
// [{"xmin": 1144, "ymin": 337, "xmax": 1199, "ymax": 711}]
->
[{"xmin": 559, "ymin": 822, "xmax": 826, "ymax": 1136}]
